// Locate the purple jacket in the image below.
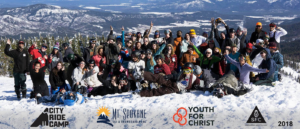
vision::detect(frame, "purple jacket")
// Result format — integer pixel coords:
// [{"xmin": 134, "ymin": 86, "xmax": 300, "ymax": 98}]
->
[{"xmin": 225, "ymin": 55, "xmax": 267, "ymax": 84}]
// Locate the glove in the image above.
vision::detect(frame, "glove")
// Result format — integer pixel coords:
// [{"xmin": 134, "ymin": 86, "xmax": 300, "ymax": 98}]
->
[{"xmin": 176, "ymin": 82, "xmax": 186, "ymax": 92}]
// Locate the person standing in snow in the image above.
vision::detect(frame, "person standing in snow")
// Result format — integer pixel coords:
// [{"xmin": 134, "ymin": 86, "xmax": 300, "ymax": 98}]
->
[
  {"xmin": 91, "ymin": 45, "xmax": 106, "ymax": 72},
  {"xmin": 4, "ymin": 39, "xmax": 30, "ymax": 99},
  {"xmin": 189, "ymin": 29, "xmax": 207, "ymax": 48},
  {"xmin": 62, "ymin": 42, "xmax": 74, "ymax": 63},
  {"xmin": 268, "ymin": 42, "xmax": 284, "ymax": 81},
  {"xmin": 268, "ymin": 22, "xmax": 287, "ymax": 52},
  {"xmin": 250, "ymin": 22, "xmax": 266, "ymax": 44},
  {"xmin": 48, "ymin": 42, "xmax": 63, "ymax": 72},
  {"xmin": 224, "ymin": 28, "xmax": 241, "ymax": 52}
]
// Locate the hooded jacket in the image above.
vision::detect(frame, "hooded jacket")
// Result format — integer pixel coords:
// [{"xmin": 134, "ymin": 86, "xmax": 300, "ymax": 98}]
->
[
  {"xmin": 4, "ymin": 44, "xmax": 30, "ymax": 73},
  {"xmin": 72, "ymin": 67, "xmax": 87, "ymax": 86},
  {"xmin": 85, "ymin": 66, "xmax": 102, "ymax": 87},
  {"xmin": 28, "ymin": 45, "xmax": 52, "ymax": 68},
  {"xmin": 250, "ymin": 30, "xmax": 266, "ymax": 43},
  {"xmin": 257, "ymin": 48, "xmax": 277, "ymax": 80},
  {"xmin": 271, "ymin": 50, "xmax": 283, "ymax": 71},
  {"xmin": 105, "ymin": 43, "xmax": 120, "ymax": 62}
]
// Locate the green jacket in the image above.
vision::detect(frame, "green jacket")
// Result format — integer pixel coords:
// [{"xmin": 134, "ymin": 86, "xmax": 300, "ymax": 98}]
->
[{"xmin": 192, "ymin": 45, "xmax": 220, "ymax": 69}]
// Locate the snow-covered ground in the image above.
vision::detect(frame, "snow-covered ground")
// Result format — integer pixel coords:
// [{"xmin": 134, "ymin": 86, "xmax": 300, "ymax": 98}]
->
[{"xmin": 0, "ymin": 70, "xmax": 300, "ymax": 129}]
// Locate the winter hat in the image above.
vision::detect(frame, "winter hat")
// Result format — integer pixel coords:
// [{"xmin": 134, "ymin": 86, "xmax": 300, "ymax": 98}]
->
[
  {"xmin": 154, "ymin": 30, "xmax": 160, "ymax": 35},
  {"xmin": 237, "ymin": 26, "xmax": 242, "ymax": 32},
  {"xmin": 108, "ymin": 35, "xmax": 115, "ymax": 41},
  {"xmin": 205, "ymin": 48, "xmax": 212, "ymax": 54},
  {"xmin": 269, "ymin": 22, "xmax": 276, "ymax": 27},
  {"xmin": 256, "ymin": 39, "xmax": 264, "ymax": 45},
  {"xmin": 190, "ymin": 29, "xmax": 196, "ymax": 35},
  {"xmin": 164, "ymin": 30, "xmax": 170, "ymax": 34},
  {"xmin": 229, "ymin": 28, "xmax": 235, "ymax": 33},
  {"xmin": 215, "ymin": 47, "xmax": 222, "ymax": 53},
  {"xmin": 246, "ymin": 43, "xmax": 253, "ymax": 50},
  {"xmin": 202, "ymin": 32, "xmax": 208, "ymax": 36},
  {"xmin": 268, "ymin": 42, "xmax": 277, "ymax": 49},
  {"xmin": 53, "ymin": 42, "xmax": 59, "ymax": 50},
  {"xmin": 18, "ymin": 40, "xmax": 25, "ymax": 44},
  {"xmin": 42, "ymin": 43, "xmax": 48, "ymax": 48},
  {"xmin": 256, "ymin": 22, "xmax": 262, "ymax": 26},
  {"xmin": 136, "ymin": 32, "xmax": 141, "ymax": 35}
]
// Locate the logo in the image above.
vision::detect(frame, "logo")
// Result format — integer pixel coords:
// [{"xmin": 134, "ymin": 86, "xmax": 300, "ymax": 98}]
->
[
  {"xmin": 245, "ymin": 106, "xmax": 267, "ymax": 126},
  {"xmin": 173, "ymin": 107, "xmax": 215, "ymax": 126},
  {"xmin": 97, "ymin": 106, "xmax": 113, "ymax": 127},
  {"xmin": 173, "ymin": 107, "xmax": 188, "ymax": 126},
  {"xmin": 31, "ymin": 108, "xmax": 69, "ymax": 127}
]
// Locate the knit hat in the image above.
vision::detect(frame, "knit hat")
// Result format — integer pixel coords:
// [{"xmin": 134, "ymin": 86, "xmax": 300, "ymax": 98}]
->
[
  {"xmin": 53, "ymin": 42, "xmax": 59, "ymax": 50},
  {"xmin": 190, "ymin": 29, "xmax": 196, "ymax": 35},
  {"xmin": 164, "ymin": 30, "xmax": 170, "ymax": 34},
  {"xmin": 268, "ymin": 42, "xmax": 277, "ymax": 49},
  {"xmin": 18, "ymin": 40, "xmax": 25, "ymax": 44},
  {"xmin": 256, "ymin": 22, "xmax": 262, "ymax": 26},
  {"xmin": 205, "ymin": 48, "xmax": 212, "ymax": 54},
  {"xmin": 269, "ymin": 22, "xmax": 276, "ymax": 27},
  {"xmin": 229, "ymin": 28, "xmax": 235, "ymax": 33},
  {"xmin": 107, "ymin": 35, "xmax": 115, "ymax": 41},
  {"xmin": 237, "ymin": 26, "xmax": 242, "ymax": 32},
  {"xmin": 246, "ymin": 43, "xmax": 253, "ymax": 50},
  {"xmin": 154, "ymin": 30, "xmax": 160, "ymax": 35},
  {"xmin": 256, "ymin": 39, "xmax": 264, "ymax": 45}
]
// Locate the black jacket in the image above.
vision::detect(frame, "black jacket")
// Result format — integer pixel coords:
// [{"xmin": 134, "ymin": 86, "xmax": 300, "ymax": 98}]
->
[
  {"xmin": 49, "ymin": 70, "xmax": 66, "ymax": 90},
  {"xmin": 250, "ymin": 30, "xmax": 266, "ymax": 43},
  {"xmin": 105, "ymin": 43, "xmax": 120, "ymax": 62},
  {"xmin": 29, "ymin": 59, "xmax": 49, "ymax": 96},
  {"xmin": 4, "ymin": 44, "xmax": 30, "ymax": 73},
  {"xmin": 99, "ymin": 59, "xmax": 125, "ymax": 80},
  {"xmin": 97, "ymin": 75, "xmax": 130, "ymax": 94},
  {"xmin": 70, "ymin": 54, "xmax": 84, "ymax": 68},
  {"xmin": 83, "ymin": 47, "xmax": 97, "ymax": 64}
]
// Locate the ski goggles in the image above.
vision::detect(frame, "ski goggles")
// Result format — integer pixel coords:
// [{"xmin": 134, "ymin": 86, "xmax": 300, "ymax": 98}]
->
[
  {"xmin": 183, "ymin": 69, "xmax": 192, "ymax": 74},
  {"xmin": 42, "ymin": 46, "xmax": 48, "ymax": 49}
]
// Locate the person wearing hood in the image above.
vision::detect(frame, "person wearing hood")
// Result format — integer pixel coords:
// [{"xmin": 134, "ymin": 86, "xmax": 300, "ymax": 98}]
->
[
  {"xmin": 268, "ymin": 22, "xmax": 287, "ymax": 52},
  {"xmin": 268, "ymin": 42, "xmax": 284, "ymax": 81},
  {"xmin": 189, "ymin": 29, "xmax": 206, "ymax": 47},
  {"xmin": 83, "ymin": 39, "xmax": 97, "ymax": 64},
  {"xmin": 250, "ymin": 22, "xmax": 266, "ymax": 44},
  {"xmin": 4, "ymin": 39, "xmax": 30, "ymax": 99},
  {"xmin": 62, "ymin": 43, "xmax": 74, "ymax": 62},
  {"xmin": 48, "ymin": 42, "xmax": 63, "ymax": 72},
  {"xmin": 254, "ymin": 48, "xmax": 277, "ymax": 86},
  {"xmin": 28, "ymin": 42, "xmax": 52, "ymax": 69}
]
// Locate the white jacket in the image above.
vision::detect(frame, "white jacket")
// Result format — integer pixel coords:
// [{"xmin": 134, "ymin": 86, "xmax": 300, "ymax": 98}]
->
[
  {"xmin": 72, "ymin": 67, "xmax": 87, "ymax": 86},
  {"xmin": 85, "ymin": 66, "xmax": 102, "ymax": 87},
  {"xmin": 191, "ymin": 35, "xmax": 206, "ymax": 47},
  {"xmin": 269, "ymin": 28, "xmax": 287, "ymax": 43}
]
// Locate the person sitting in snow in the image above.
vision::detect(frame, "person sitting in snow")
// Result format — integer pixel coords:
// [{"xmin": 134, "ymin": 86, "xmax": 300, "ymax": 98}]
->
[{"xmin": 268, "ymin": 42, "xmax": 284, "ymax": 81}]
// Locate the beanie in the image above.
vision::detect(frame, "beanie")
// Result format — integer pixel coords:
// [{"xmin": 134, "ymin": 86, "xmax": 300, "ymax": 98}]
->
[
  {"xmin": 205, "ymin": 48, "xmax": 212, "ymax": 54},
  {"xmin": 246, "ymin": 43, "xmax": 253, "ymax": 50},
  {"xmin": 164, "ymin": 30, "xmax": 169, "ymax": 34},
  {"xmin": 256, "ymin": 22, "xmax": 262, "ymax": 26},
  {"xmin": 256, "ymin": 39, "xmax": 264, "ymax": 45},
  {"xmin": 190, "ymin": 29, "xmax": 196, "ymax": 35},
  {"xmin": 53, "ymin": 42, "xmax": 59, "ymax": 50},
  {"xmin": 268, "ymin": 42, "xmax": 277, "ymax": 49}
]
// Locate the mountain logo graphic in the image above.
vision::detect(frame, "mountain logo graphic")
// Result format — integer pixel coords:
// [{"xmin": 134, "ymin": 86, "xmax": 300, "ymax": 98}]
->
[
  {"xmin": 31, "ymin": 108, "xmax": 49, "ymax": 127},
  {"xmin": 245, "ymin": 106, "xmax": 267, "ymax": 126},
  {"xmin": 97, "ymin": 106, "xmax": 113, "ymax": 127}
]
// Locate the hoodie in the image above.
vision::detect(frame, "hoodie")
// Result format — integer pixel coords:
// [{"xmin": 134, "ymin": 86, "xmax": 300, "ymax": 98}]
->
[
  {"xmin": 271, "ymin": 50, "xmax": 283, "ymax": 71},
  {"xmin": 257, "ymin": 48, "xmax": 277, "ymax": 80}
]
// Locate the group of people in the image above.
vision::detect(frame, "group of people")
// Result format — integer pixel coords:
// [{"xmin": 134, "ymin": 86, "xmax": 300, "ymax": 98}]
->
[{"xmin": 4, "ymin": 17, "xmax": 286, "ymax": 104}]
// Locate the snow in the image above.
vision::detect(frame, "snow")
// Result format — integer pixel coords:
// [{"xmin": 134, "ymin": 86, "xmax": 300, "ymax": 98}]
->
[
  {"xmin": 84, "ymin": 7, "xmax": 101, "ymax": 10},
  {"xmin": 140, "ymin": 12, "xmax": 171, "ymax": 15},
  {"xmin": 0, "ymin": 68, "xmax": 300, "ymax": 128},
  {"xmin": 99, "ymin": 3, "xmax": 131, "ymax": 7},
  {"xmin": 246, "ymin": 1, "xmax": 257, "ymax": 4}
]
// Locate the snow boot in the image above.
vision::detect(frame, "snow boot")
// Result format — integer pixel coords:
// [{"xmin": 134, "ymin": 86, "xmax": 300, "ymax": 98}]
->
[
  {"xmin": 15, "ymin": 90, "xmax": 21, "ymax": 100},
  {"xmin": 36, "ymin": 93, "xmax": 42, "ymax": 104},
  {"xmin": 21, "ymin": 89, "xmax": 27, "ymax": 98}
]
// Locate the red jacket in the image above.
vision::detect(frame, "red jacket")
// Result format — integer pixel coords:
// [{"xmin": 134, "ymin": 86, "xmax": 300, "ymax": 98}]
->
[
  {"xmin": 28, "ymin": 45, "xmax": 51, "ymax": 68},
  {"xmin": 164, "ymin": 54, "xmax": 177, "ymax": 72},
  {"xmin": 92, "ymin": 55, "xmax": 106, "ymax": 71},
  {"xmin": 154, "ymin": 64, "xmax": 171, "ymax": 75}
]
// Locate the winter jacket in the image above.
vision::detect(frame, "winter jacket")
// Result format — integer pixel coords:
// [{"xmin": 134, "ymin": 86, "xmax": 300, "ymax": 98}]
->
[
  {"xmin": 237, "ymin": 34, "xmax": 248, "ymax": 49},
  {"xmin": 145, "ymin": 57, "xmax": 156, "ymax": 74},
  {"xmin": 29, "ymin": 59, "xmax": 49, "ymax": 96},
  {"xmin": 105, "ymin": 43, "xmax": 120, "ymax": 62},
  {"xmin": 48, "ymin": 52, "xmax": 63, "ymax": 72},
  {"xmin": 224, "ymin": 36, "xmax": 240, "ymax": 51},
  {"xmin": 214, "ymin": 25, "xmax": 229, "ymax": 51},
  {"xmin": 63, "ymin": 47, "xmax": 74, "ymax": 62},
  {"xmin": 164, "ymin": 54, "xmax": 178, "ymax": 72},
  {"xmin": 225, "ymin": 54, "xmax": 267, "ymax": 84},
  {"xmin": 180, "ymin": 39, "xmax": 189, "ymax": 58},
  {"xmin": 97, "ymin": 74, "xmax": 130, "ymax": 94},
  {"xmin": 154, "ymin": 64, "xmax": 171, "ymax": 75},
  {"xmin": 99, "ymin": 60, "xmax": 126, "ymax": 80},
  {"xmin": 28, "ymin": 45, "xmax": 52, "ymax": 68},
  {"xmin": 4, "ymin": 44, "xmax": 29, "ymax": 73},
  {"xmin": 180, "ymin": 51, "xmax": 199, "ymax": 67},
  {"xmin": 85, "ymin": 66, "xmax": 102, "ymax": 87},
  {"xmin": 250, "ymin": 30, "xmax": 266, "ymax": 43},
  {"xmin": 177, "ymin": 73, "xmax": 201, "ymax": 90},
  {"xmin": 268, "ymin": 28, "xmax": 287, "ymax": 43},
  {"xmin": 92, "ymin": 54, "xmax": 106, "ymax": 71},
  {"xmin": 83, "ymin": 47, "xmax": 97, "ymax": 64},
  {"xmin": 49, "ymin": 69, "xmax": 66, "ymax": 90},
  {"xmin": 191, "ymin": 35, "xmax": 206, "ymax": 47},
  {"xmin": 165, "ymin": 32, "xmax": 174, "ymax": 45},
  {"xmin": 142, "ymin": 43, "xmax": 151, "ymax": 51},
  {"xmin": 128, "ymin": 60, "xmax": 145, "ymax": 80},
  {"xmin": 72, "ymin": 67, "xmax": 87, "ymax": 86},
  {"xmin": 174, "ymin": 37, "xmax": 183, "ymax": 57},
  {"xmin": 257, "ymin": 48, "xmax": 277, "ymax": 80},
  {"xmin": 228, "ymin": 52, "xmax": 240, "ymax": 73},
  {"xmin": 192, "ymin": 45, "xmax": 220, "ymax": 69},
  {"xmin": 271, "ymin": 51, "xmax": 284, "ymax": 71}
]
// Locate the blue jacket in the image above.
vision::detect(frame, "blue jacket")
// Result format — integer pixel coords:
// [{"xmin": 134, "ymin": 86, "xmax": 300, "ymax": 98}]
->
[
  {"xmin": 258, "ymin": 48, "xmax": 277, "ymax": 80},
  {"xmin": 228, "ymin": 52, "xmax": 240, "ymax": 73},
  {"xmin": 271, "ymin": 51, "xmax": 284, "ymax": 71},
  {"xmin": 145, "ymin": 43, "xmax": 166, "ymax": 73}
]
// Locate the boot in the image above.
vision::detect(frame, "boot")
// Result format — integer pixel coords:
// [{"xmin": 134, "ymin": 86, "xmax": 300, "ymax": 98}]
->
[
  {"xmin": 21, "ymin": 89, "xmax": 27, "ymax": 98},
  {"xmin": 15, "ymin": 90, "xmax": 21, "ymax": 99}
]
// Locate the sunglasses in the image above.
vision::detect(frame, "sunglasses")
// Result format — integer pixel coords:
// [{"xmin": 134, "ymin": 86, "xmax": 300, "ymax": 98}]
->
[
  {"xmin": 80, "ymin": 62, "xmax": 85, "ymax": 65},
  {"xmin": 19, "ymin": 41, "xmax": 25, "ymax": 44},
  {"xmin": 256, "ymin": 26, "xmax": 261, "ymax": 27},
  {"xmin": 260, "ymin": 52, "xmax": 265, "ymax": 54},
  {"xmin": 206, "ymin": 52, "xmax": 211, "ymax": 54},
  {"xmin": 42, "ymin": 46, "xmax": 48, "ymax": 49}
]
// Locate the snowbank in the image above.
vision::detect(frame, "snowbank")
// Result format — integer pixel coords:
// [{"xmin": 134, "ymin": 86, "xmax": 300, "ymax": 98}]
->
[{"xmin": 0, "ymin": 73, "xmax": 299, "ymax": 128}]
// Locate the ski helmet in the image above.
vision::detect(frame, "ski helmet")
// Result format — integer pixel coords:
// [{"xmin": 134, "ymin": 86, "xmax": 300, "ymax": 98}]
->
[
  {"xmin": 193, "ymin": 65, "xmax": 202, "ymax": 75},
  {"xmin": 184, "ymin": 63, "xmax": 194, "ymax": 69},
  {"xmin": 89, "ymin": 39, "xmax": 96, "ymax": 44},
  {"xmin": 154, "ymin": 55, "xmax": 163, "ymax": 61}
]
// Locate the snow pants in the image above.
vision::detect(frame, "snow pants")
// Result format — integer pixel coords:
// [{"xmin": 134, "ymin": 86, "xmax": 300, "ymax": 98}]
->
[{"xmin": 13, "ymin": 72, "xmax": 27, "ymax": 92}]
